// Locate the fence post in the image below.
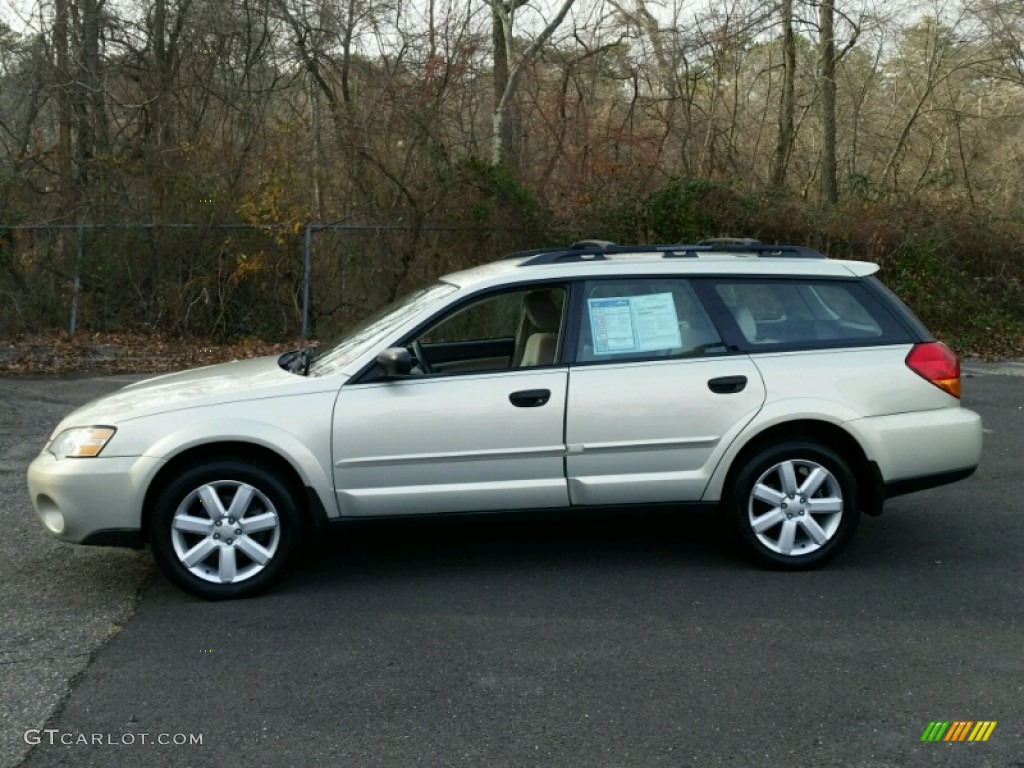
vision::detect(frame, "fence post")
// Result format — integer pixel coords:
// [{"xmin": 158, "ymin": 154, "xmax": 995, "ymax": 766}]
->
[
  {"xmin": 301, "ymin": 223, "xmax": 313, "ymax": 340},
  {"xmin": 69, "ymin": 223, "xmax": 84, "ymax": 333}
]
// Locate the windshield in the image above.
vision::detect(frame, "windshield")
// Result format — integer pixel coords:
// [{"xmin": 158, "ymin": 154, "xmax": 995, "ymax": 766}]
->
[{"xmin": 308, "ymin": 282, "xmax": 457, "ymax": 376}]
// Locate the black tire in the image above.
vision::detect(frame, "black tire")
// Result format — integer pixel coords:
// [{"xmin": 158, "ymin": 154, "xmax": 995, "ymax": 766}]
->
[
  {"xmin": 726, "ymin": 440, "xmax": 859, "ymax": 569},
  {"xmin": 149, "ymin": 459, "xmax": 302, "ymax": 599}
]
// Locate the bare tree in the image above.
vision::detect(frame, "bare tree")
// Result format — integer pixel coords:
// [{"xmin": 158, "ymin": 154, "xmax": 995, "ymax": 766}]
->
[
  {"xmin": 54, "ymin": 0, "xmax": 74, "ymax": 213},
  {"xmin": 607, "ymin": 0, "xmax": 699, "ymax": 175},
  {"xmin": 816, "ymin": 0, "xmax": 861, "ymax": 205},
  {"xmin": 878, "ymin": 11, "xmax": 977, "ymax": 189},
  {"xmin": 770, "ymin": 0, "xmax": 796, "ymax": 188},
  {"xmin": 150, "ymin": 0, "xmax": 192, "ymax": 162},
  {"xmin": 819, "ymin": 0, "xmax": 838, "ymax": 205},
  {"xmin": 484, "ymin": 0, "xmax": 576, "ymax": 167}
]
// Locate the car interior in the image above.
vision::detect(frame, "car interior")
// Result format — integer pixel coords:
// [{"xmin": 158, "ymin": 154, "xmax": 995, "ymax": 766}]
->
[
  {"xmin": 410, "ymin": 287, "xmax": 567, "ymax": 374},
  {"xmin": 718, "ymin": 281, "xmax": 884, "ymax": 345}
]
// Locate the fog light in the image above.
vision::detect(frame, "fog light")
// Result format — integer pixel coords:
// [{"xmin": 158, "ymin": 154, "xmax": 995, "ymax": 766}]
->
[{"xmin": 37, "ymin": 496, "xmax": 65, "ymax": 534}]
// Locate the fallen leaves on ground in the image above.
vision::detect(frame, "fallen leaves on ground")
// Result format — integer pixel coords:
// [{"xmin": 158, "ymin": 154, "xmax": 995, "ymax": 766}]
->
[{"xmin": 0, "ymin": 332, "xmax": 317, "ymax": 376}]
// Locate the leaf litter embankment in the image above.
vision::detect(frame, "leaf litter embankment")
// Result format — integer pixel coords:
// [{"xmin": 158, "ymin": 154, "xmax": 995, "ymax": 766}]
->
[{"xmin": 0, "ymin": 333, "xmax": 316, "ymax": 376}]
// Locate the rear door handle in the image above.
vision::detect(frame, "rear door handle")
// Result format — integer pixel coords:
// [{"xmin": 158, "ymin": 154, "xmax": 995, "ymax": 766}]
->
[
  {"xmin": 509, "ymin": 389, "xmax": 551, "ymax": 407},
  {"xmin": 708, "ymin": 375, "xmax": 747, "ymax": 394}
]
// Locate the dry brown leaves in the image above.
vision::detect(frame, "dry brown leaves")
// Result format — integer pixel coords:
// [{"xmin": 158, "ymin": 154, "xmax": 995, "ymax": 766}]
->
[{"xmin": 0, "ymin": 332, "xmax": 317, "ymax": 376}]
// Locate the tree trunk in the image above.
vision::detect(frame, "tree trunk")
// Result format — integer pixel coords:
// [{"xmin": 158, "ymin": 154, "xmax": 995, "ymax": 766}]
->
[
  {"xmin": 490, "ymin": 3, "xmax": 514, "ymax": 167},
  {"xmin": 311, "ymin": 77, "xmax": 326, "ymax": 220},
  {"xmin": 488, "ymin": 0, "xmax": 575, "ymax": 168},
  {"xmin": 53, "ymin": 0, "xmax": 73, "ymax": 215},
  {"xmin": 153, "ymin": 0, "xmax": 174, "ymax": 154},
  {"xmin": 340, "ymin": 0, "xmax": 357, "ymax": 106},
  {"xmin": 770, "ymin": 0, "xmax": 796, "ymax": 188},
  {"xmin": 82, "ymin": 0, "xmax": 107, "ymax": 153},
  {"xmin": 818, "ymin": 0, "xmax": 838, "ymax": 206}
]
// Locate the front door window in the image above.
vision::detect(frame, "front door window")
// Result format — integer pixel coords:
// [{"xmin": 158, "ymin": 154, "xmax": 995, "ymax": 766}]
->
[{"xmin": 411, "ymin": 286, "xmax": 566, "ymax": 374}]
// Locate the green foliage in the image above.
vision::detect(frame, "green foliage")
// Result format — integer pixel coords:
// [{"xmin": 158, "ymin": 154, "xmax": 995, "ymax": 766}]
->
[
  {"xmin": 645, "ymin": 178, "xmax": 722, "ymax": 242},
  {"xmin": 642, "ymin": 178, "xmax": 771, "ymax": 244},
  {"xmin": 447, "ymin": 157, "xmax": 554, "ymax": 249},
  {"xmin": 573, "ymin": 198, "xmax": 644, "ymax": 245},
  {"xmin": 880, "ymin": 231, "xmax": 1024, "ymax": 356},
  {"xmin": 846, "ymin": 173, "xmax": 886, "ymax": 201},
  {"xmin": 462, "ymin": 159, "xmax": 545, "ymax": 223}
]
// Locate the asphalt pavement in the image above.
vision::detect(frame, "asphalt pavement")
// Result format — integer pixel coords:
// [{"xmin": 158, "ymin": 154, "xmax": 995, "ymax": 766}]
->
[
  {"xmin": 2, "ymin": 364, "xmax": 1022, "ymax": 768},
  {"xmin": 0, "ymin": 376, "xmax": 152, "ymax": 768}
]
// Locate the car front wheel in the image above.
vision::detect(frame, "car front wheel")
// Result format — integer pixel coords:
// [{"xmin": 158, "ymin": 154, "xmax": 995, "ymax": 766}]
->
[
  {"xmin": 727, "ymin": 440, "xmax": 859, "ymax": 569},
  {"xmin": 150, "ymin": 460, "xmax": 302, "ymax": 599}
]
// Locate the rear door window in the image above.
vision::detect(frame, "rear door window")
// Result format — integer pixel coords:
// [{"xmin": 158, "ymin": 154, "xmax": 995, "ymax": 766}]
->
[{"xmin": 575, "ymin": 278, "xmax": 725, "ymax": 362}]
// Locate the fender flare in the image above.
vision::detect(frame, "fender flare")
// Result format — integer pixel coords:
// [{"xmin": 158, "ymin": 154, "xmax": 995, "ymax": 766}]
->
[
  {"xmin": 703, "ymin": 398, "xmax": 866, "ymax": 501},
  {"xmin": 142, "ymin": 418, "xmax": 337, "ymax": 519}
]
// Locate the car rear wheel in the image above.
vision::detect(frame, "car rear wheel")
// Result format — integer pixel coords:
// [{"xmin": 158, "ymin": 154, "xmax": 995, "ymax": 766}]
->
[
  {"xmin": 727, "ymin": 440, "xmax": 858, "ymax": 569},
  {"xmin": 150, "ymin": 460, "xmax": 301, "ymax": 599}
]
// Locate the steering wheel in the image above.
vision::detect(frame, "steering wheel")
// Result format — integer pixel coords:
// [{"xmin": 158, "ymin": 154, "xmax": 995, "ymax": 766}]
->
[{"xmin": 411, "ymin": 340, "xmax": 433, "ymax": 374}]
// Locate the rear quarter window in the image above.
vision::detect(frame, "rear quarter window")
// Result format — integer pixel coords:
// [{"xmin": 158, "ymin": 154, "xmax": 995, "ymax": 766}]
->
[{"xmin": 707, "ymin": 278, "xmax": 914, "ymax": 349}]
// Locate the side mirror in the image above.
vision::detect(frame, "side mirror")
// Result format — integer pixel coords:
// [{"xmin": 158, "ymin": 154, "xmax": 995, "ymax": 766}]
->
[{"xmin": 376, "ymin": 347, "xmax": 413, "ymax": 378}]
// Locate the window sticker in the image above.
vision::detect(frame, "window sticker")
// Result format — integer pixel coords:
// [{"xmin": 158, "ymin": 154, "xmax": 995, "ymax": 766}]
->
[{"xmin": 588, "ymin": 293, "xmax": 682, "ymax": 355}]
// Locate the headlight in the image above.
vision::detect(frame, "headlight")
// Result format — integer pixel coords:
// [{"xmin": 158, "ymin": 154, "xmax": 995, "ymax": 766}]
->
[{"xmin": 48, "ymin": 427, "xmax": 117, "ymax": 459}]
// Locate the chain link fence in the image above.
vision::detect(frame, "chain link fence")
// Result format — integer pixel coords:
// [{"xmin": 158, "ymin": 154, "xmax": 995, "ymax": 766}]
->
[{"xmin": 0, "ymin": 223, "xmax": 524, "ymax": 340}]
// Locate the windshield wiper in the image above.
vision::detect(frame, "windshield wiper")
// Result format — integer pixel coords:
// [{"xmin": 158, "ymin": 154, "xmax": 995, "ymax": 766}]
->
[{"xmin": 277, "ymin": 347, "xmax": 315, "ymax": 375}]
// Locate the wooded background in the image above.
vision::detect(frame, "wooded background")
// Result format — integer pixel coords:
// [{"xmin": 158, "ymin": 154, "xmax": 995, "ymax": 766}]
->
[{"xmin": 1, "ymin": 0, "xmax": 1023, "ymax": 355}]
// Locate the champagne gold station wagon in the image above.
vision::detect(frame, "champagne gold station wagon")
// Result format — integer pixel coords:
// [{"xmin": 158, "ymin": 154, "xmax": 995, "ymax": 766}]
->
[{"xmin": 28, "ymin": 240, "xmax": 983, "ymax": 598}]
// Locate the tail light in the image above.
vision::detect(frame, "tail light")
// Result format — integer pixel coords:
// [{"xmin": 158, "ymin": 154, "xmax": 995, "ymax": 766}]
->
[{"xmin": 906, "ymin": 341, "xmax": 961, "ymax": 398}]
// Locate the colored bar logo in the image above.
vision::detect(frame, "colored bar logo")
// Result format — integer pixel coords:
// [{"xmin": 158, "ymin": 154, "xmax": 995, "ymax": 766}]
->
[{"xmin": 921, "ymin": 721, "xmax": 997, "ymax": 742}]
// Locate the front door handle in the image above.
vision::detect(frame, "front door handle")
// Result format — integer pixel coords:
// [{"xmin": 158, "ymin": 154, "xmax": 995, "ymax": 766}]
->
[
  {"xmin": 509, "ymin": 389, "xmax": 551, "ymax": 407},
  {"xmin": 708, "ymin": 375, "xmax": 747, "ymax": 394}
]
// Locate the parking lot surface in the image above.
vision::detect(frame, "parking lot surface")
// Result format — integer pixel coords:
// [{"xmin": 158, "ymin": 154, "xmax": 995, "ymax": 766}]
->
[{"xmin": 3, "ymin": 364, "xmax": 1022, "ymax": 767}]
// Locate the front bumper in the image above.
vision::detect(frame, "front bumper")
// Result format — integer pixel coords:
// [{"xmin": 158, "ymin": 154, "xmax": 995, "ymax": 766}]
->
[{"xmin": 26, "ymin": 452, "xmax": 164, "ymax": 545}]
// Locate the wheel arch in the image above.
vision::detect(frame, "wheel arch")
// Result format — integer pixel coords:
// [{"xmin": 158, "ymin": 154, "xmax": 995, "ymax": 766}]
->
[
  {"xmin": 710, "ymin": 419, "xmax": 883, "ymax": 516},
  {"xmin": 141, "ymin": 441, "xmax": 329, "ymax": 544}
]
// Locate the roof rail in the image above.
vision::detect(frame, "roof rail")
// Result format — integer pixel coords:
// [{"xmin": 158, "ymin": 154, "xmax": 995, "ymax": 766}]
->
[
  {"xmin": 505, "ymin": 239, "xmax": 621, "ymax": 266},
  {"xmin": 515, "ymin": 248, "xmax": 608, "ymax": 266},
  {"xmin": 666, "ymin": 243, "xmax": 826, "ymax": 259},
  {"xmin": 507, "ymin": 238, "xmax": 826, "ymax": 266}
]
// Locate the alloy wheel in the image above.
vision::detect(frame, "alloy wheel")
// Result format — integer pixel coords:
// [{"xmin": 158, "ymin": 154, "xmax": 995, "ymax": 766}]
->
[
  {"xmin": 747, "ymin": 458, "xmax": 844, "ymax": 557},
  {"xmin": 169, "ymin": 480, "xmax": 281, "ymax": 584}
]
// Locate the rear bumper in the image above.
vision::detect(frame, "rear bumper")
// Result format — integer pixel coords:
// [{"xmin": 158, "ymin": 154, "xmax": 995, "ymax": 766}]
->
[
  {"xmin": 884, "ymin": 465, "xmax": 978, "ymax": 499},
  {"xmin": 847, "ymin": 406, "xmax": 982, "ymax": 487}
]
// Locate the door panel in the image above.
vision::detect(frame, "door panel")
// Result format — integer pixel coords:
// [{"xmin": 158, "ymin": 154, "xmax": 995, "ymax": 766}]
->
[
  {"xmin": 333, "ymin": 370, "xmax": 569, "ymax": 516},
  {"xmin": 566, "ymin": 358, "xmax": 765, "ymax": 505}
]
